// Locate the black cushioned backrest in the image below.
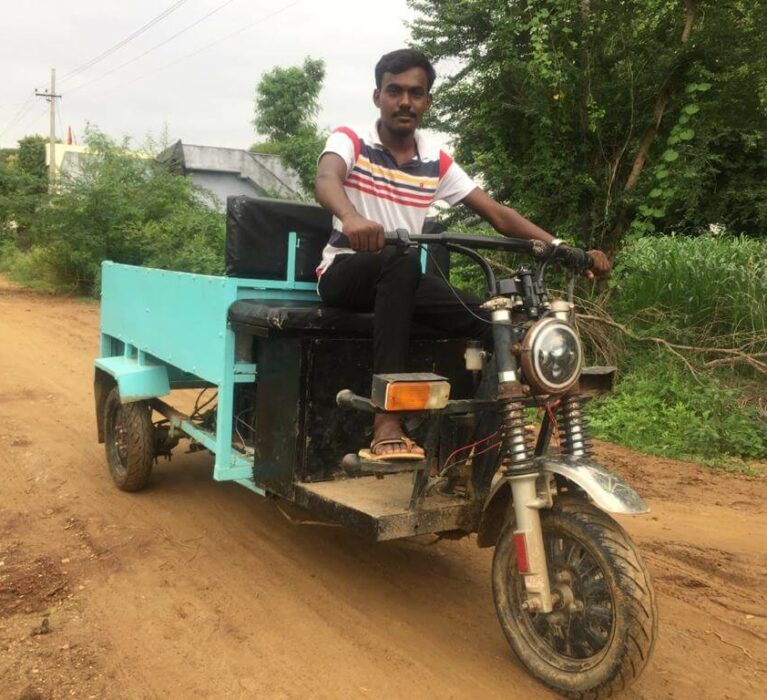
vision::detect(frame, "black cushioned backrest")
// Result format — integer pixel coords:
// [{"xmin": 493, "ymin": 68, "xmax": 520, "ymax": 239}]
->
[
  {"xmin": 225, "ymin": 195, "xmax": 451, "ymax": 281},
  {"xmin": 226, "ymin": 196, "xmax": 332, "ymax": 281}
]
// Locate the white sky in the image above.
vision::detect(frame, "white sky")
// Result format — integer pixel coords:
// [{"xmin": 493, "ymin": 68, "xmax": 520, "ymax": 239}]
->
[{"xmin": 0, "ymin": 0, "xmax": 420, "ymax": 150}]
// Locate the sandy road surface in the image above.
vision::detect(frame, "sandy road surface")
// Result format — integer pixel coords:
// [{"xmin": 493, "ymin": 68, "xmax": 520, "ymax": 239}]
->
[{"xmin": 0, "ymin": 276, "xmax": 766, "ymax": 700}]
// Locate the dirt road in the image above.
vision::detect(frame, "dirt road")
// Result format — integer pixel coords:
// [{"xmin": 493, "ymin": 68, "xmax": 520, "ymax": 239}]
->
[{"xmin": 1, "ymin": 276, "xmax": 766, "ymax": 700}]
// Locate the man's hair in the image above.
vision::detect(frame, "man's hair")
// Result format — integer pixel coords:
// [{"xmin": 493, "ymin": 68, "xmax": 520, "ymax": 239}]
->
[{"xmin": 375, "ymin": 49, "xmax": 436, "ymax": 91}]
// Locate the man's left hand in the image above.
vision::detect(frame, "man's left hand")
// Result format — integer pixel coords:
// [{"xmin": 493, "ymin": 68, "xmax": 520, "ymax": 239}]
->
[{"xmin": 585, "ymin": 250, "xmax": 611, "ymax": 280}]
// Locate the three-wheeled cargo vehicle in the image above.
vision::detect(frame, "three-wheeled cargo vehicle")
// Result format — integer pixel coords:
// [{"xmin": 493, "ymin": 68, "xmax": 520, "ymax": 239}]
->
[{"xmin": 94, "ymin": 196, "xmax": 656, "ymax": 698}]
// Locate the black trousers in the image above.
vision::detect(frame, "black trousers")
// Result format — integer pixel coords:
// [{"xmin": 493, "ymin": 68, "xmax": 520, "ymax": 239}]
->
[{"xmin": 318, "ymin": 248, "xmax": 493, "ymax": 374}]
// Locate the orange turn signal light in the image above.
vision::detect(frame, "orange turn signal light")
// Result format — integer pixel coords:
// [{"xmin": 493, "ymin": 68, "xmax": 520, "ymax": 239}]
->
[{"xmin": 371, "ymin": 373, "xmax": 451, "ymax": 411}]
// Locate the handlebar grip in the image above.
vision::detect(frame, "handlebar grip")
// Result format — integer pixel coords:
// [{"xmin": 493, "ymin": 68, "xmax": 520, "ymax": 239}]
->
[
  {"xmin": 383, "ymin": 229, "xmax": 411, "ymax": 247},
  {"xmin": 554, "ymin": 245, "xmax": 593, "ymax": 270}
]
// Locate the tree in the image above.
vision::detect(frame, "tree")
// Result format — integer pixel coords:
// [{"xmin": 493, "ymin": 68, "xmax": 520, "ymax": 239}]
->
[
  {"xmin": 252, "ymin": 57, "xmax": 326, "ymax": 193},
  {"xmin": 17, "ymin": 135, "xmax": 48, "ymax": 190},
  {"xmin": 25, "ymin": 128, "xmax": 224, "ymax": 292},
  {"xmin": 0, "ymin": 134, "xmax": 49, "ymax": 249},
  {"xmin": 409, "ymin": 0, "xmax": 767, "ymax": 249}
]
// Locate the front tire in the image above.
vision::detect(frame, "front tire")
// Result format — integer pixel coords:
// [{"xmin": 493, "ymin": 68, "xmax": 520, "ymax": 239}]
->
[
  {"xmin": 492, "ymin": 498, "xmax": 656, "ymax": 699},
  {"xmin": 103, "ymin": 387, "xmax": 154, "ymax": 491}
]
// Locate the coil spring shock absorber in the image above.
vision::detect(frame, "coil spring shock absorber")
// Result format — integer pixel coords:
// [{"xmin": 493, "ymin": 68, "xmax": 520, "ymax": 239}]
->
[
  {"xmin": 501, "ymin": 400, "xmax": 535, "ymax": 472},
  {"xmin": 559, "ymin": 396, "xmax": 593, "ymax": 457}
]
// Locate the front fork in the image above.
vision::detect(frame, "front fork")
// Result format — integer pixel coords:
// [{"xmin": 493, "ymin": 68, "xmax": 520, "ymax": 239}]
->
[
  {"xmin": 507, "ymin": 471, "xmax": 556, "ymax": 613},
  {"xmin": 490, "ymin": 306, "xmax": 587, "ymax": 614}
]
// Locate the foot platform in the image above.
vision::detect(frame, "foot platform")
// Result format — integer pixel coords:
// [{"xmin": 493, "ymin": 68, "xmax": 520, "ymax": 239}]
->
[{"xmin": 340, "ymin": 453, "xmax": 424, "ymax": 476}]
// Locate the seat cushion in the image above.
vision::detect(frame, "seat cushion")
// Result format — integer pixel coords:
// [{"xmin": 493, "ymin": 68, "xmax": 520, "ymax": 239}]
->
[{"xmin": 228, "ymin": 299, "xmax": 460, "ymax": 339}]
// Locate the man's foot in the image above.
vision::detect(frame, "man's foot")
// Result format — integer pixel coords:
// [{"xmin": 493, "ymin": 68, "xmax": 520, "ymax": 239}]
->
[{"xmin": 364, "ymin": 413, "xmax": 425, "ymax": 461}]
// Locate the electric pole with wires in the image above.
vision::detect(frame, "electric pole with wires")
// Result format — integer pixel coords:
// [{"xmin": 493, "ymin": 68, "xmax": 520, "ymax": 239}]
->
[{"xmin": 35, "ymin": 69, "xmax": 61, "ymax": 189}]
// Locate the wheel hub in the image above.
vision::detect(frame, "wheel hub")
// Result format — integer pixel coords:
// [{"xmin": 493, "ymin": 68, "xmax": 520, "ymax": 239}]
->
[{"xmin": 526, "ymin": 537, "xmax": 615, "ymax": 660}]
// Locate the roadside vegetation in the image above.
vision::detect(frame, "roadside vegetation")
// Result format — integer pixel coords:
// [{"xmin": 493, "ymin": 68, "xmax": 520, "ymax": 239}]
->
[
  {"xmin": 0, "ymin": 129, "xmax": 224, "ymax": 295},
  {"xmin": 2, "ymin": 0, "xmax": 766, "ymax": 466}
]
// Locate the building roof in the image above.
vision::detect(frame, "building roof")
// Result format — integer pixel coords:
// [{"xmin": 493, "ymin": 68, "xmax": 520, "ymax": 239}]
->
[{"xmin": 157, "ymin": 140, "xmax": 302, "ymax": 199}]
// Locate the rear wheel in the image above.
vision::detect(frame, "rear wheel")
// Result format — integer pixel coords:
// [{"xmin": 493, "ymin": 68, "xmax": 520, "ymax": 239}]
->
[
  {"xmin": 492, "ymin": 499, "xmax": 656, "ymax": 699},
  {"xmin": 103, "ymin": 387, "xmax": 154, "ymax": 491}
]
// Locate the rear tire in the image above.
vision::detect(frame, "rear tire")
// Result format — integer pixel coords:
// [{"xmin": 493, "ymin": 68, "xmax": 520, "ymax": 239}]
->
[
  {"xmin": 492, "ymin": 498, "xmax": 656, "ymax": 699},
  {"xmin": 103, "ymin": 387, "xmax": 154, "ymax": 491}
]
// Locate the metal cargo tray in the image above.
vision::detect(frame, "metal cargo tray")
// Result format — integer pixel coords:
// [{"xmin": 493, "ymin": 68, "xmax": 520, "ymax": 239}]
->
[{"xmin": 294, "ymin": 473, "xmax": 477, "ymax": 541}]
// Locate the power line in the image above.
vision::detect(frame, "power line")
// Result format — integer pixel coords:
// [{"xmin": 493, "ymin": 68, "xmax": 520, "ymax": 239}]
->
[
  {"xmin": 99, "ymin": 0, "xmax": 304, "ymax": 97},
  {"xmin": 0, "ymin": 91, "xmax": 37, "ymax": 140},
  {"xmin": 66, "ymin": 0, "xmax": 241, "ymax": 97},
  {"xmin": 60, "ymin": 0, "xmax": 192, "ymax": 83}
]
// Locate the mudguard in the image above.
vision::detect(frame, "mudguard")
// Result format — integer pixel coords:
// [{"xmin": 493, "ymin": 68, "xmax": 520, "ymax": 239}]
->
[
  {"xmin": 477, "ymin": 455, "xmax": 648, "ymax": 547},
  {"xmin": 94, "ymin": 356, "xmax": 170, "ymax": 403},
  {"xmin": 539, "ymin": 455, "xmax": 649, "ymax": 515}
]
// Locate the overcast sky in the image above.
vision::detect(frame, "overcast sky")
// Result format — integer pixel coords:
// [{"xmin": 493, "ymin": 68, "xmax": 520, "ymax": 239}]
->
[{"xmin": 1, "ymin": 0, "xmax": 420, "ymax": 150}]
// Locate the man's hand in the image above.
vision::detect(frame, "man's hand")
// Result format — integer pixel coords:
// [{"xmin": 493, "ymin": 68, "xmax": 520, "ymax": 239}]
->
[
  {"xmin": 585, "ymin": 249, "xmax": 611, "ymax": 280},
  {"xmin": 342, "ymin": 211, "xmax": 385, "ymax": 252}
]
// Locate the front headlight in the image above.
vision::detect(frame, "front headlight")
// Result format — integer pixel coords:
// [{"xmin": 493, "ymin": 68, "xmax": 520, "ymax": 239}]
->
[{"xmin": 520, "ymin": 318, "xmax": 583, "ymax": 395}]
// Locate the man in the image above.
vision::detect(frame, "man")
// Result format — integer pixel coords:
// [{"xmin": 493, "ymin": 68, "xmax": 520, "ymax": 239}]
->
[{"xmin": 315, "ymin": 49, "xmax": 610, "ymax": 461}]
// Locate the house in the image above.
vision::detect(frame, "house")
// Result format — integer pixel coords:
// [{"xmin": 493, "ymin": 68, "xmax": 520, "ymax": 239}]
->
[{"xmin": 156, "ymin": 141, "xmax": 302, "ymax": 208}]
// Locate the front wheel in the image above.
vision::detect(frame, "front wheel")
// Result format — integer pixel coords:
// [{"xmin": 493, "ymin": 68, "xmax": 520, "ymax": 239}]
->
[{"xmin": 492, "ymin": 498, "xmax": 656, "ymax": 699}]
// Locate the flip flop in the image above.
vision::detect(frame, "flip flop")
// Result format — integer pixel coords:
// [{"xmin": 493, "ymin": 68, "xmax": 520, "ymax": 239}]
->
[{"xmin": 358, "ymin": 436, "xmax": 425, "ymax": 462}]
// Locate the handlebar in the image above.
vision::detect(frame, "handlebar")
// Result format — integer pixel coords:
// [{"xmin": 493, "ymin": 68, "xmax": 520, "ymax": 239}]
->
[{"xmin": 383, "ymin": 229, "xmax": 593, "ymax": 271}]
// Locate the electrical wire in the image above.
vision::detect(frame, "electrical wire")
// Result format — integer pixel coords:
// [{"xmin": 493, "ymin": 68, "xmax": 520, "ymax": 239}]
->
[
  {"xmin": 96, "ymin": 0, "xmax": 305, "ymax": 97},
  {"xmin": 421, "ymin": 245, "xmax": 497, "ymax": 326},
  {"xmin": 0, "ymin": 91, "xmax": 37, "ymax": 140},
  {"xmin": 191, "ymin": 387, "xmax": 217, "ymax": 420},
  {"xmin": 439, "ymin": 430, "xmax": 499, "ymax": 473},
  {"xmin": 439, "ymin": 440, "xmax": 503, "ymax": 477},
  {"xmin": 60, "ymin": 0, "xmax": 192, "ymax": 82},
  {"xmin": 66, "ymin": 0, "xmax": 241, "ymax": 96}
]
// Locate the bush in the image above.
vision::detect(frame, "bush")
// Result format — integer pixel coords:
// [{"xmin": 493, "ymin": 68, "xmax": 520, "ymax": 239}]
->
[
  {"xmin": 12, "ymin": 128, "xmax": 225, "ymax": 294},
  {"xmin": 589, "ymin": 353, "xmax": 767, "ymax": 461}
]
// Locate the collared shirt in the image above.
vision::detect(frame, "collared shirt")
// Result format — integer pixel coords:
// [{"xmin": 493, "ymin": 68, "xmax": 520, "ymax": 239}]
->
[{"xmin": 316, "ymin": 121, "xmax": 476, "ymax": 275}]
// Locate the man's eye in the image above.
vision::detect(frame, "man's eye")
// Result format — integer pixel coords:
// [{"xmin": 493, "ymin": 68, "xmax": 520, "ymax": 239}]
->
[{"xmin": 387, "ymin": 87, "xmax": 402, "ymax": 96}]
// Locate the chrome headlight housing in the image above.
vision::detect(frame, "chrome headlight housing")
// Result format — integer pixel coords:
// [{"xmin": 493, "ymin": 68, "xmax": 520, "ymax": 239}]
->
[{"xmin": 520, "ymin": 318, "xmax": 583, "ymax": 395}]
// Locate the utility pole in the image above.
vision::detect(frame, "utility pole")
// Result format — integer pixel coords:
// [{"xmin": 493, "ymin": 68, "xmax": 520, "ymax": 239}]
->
[{"xmin": 35, "ymin": 69, "xmax": 61, "ymax": 190}]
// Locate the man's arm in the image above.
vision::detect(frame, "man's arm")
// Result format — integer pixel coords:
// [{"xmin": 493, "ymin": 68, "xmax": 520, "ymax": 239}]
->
[
  {"xmin": 315, "ymin": 153, "xmax": 384, "ymax": 252},
  {"xmin": 461, "ymin": 187, "xmax": 611, "ymax": 276}
]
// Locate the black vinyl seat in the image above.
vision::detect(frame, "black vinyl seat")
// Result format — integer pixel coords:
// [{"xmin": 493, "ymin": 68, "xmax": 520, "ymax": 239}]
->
[
  {"xmin": 228, "ymin": 299, "xmax": 460, "ymax": 339},
  {"xmin": 225, "ymin": 196, "xmax": 456, "ymax": 339}
]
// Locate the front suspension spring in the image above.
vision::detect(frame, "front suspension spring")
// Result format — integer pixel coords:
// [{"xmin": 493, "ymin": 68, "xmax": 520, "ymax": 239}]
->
[
  {"xmin": 501, "ymin": 400, "xmax": 535, "ymax": 471},
  {"xmin": 559, "ymin": 396, "xmax": 593, "ymax": 457}
]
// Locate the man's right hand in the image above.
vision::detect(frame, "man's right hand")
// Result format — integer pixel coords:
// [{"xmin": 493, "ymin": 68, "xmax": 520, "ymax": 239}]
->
[{"xmin": 342, "ymin": 212, "xmax": 385, "ymax": 252}]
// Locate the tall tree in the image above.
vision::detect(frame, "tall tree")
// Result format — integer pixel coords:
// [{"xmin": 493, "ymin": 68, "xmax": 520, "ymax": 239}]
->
[
  {"xmin": 0, "ymin": 134, "xmax": 48, "ymax": 249},
  {"xmin": 16, "ymin": 135, "xmax": 48, "ymax": 191},
  {"xmin": 252, "ymin": 57, "xmax": 326, "ymax": 193},
  {"xmin": 409, "ymin": 0, "xmax": 767, "ymax": 249}
]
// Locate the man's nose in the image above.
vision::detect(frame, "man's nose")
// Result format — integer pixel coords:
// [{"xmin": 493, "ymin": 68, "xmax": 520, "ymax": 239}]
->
[{"xmin": 398, "ymin": 91, "xmax": 412, "ymax": 107}]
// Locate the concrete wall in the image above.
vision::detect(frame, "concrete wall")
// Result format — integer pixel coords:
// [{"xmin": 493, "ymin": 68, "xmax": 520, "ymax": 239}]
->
[
  {"xmin": 180, "ymin": 144, "xmax": 302, "ymax": 200},
  {"xmin": 189, "ymin": 171, "xmax": 267, "ymax": 211}
]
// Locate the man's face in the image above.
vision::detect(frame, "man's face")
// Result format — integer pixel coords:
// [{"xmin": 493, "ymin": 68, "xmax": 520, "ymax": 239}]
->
[{"xmin": 374, "ymin": 67, "xmax": 432, "ymax": 138}]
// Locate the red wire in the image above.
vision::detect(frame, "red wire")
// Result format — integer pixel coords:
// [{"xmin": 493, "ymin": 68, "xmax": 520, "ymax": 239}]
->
[
  {"xmin": 544, "ymin": 399, "xmax": 561, "ymax": 431},
  {"xmin": 441, "ymin": 431, "xmax": 499, "ymax": 471},
  {"xmin": 440, "ymin": 440, "xmax": 503, "ymax": 475}
]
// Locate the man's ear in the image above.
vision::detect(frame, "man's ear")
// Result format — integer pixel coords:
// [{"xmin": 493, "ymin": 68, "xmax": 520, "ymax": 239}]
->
[
  {"xmin": 426, "ymin": 93, "xmax": 432, "ymax": 112},
  {"xmin": 373, "ymin": 88, "xmax": 381, "ymax": 108}
]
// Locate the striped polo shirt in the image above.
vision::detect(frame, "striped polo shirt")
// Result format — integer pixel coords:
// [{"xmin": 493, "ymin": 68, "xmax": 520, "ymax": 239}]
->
[{"xmin": 316, "ymin": 121, "xmax": 476, "ymax": 275}]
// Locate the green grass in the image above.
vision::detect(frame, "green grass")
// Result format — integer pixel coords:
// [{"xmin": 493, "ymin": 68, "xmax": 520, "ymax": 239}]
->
[
  {"xmin": 588, "ymin": 352, "xmax": 767, "ymax": 463},
  {"xmin": 610, "ymin": 234, "xmax": 767, "ymax": 342}
]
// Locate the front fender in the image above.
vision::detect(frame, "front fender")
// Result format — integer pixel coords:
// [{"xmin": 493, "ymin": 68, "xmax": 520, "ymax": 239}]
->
[
  {"xmin": 476, "ymin": 455, "xmax": 648, "ymax": 547},
  {"xmin": 540, "ymin": 455, "xmax": 649, "ymax": 515}
]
